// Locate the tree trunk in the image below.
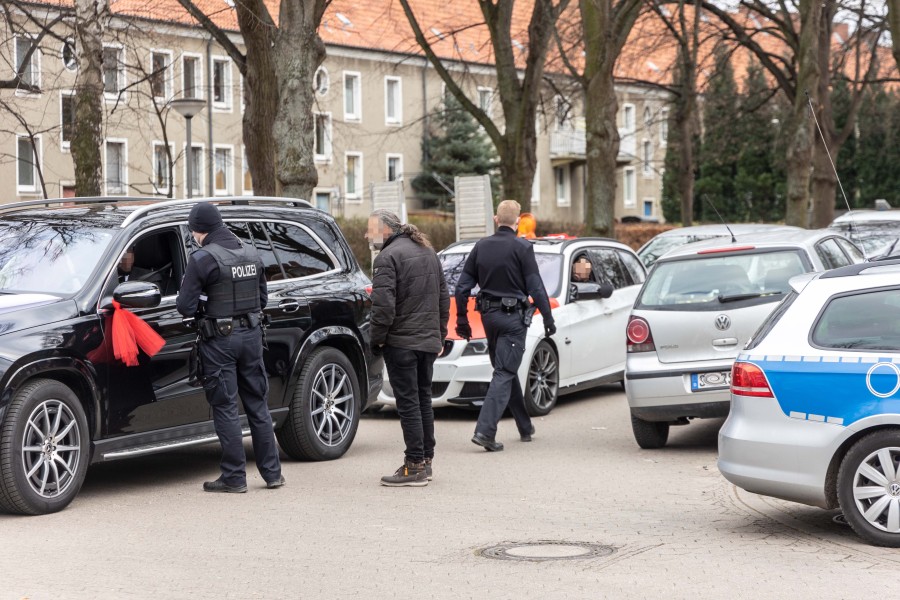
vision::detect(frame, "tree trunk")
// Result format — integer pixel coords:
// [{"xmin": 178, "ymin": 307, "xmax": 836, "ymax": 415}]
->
[
  {"xmin": 273, "ymin": 0, "xmax": 327, "ymax": 201},
  {"xmin": 497, "ymin": 130, "xmax": 537, "ymax": 211},
  {"xmin": 583, "ymin": 70, "xmax": 619, "ymax": 236},
  {"xmin": 72, "ymin": 0, "xmax": 108, "ymax": 197},
  {"xmin": 236, "ymin": 0, "xmax": 278, "ymax": 196},
  {"xmin": 889, "ymin": 0, "xmax": 900, "ymax": 73},
  {"xmin": 809, "ymin": 0, "xmax": 837, "ymax": 228},
  {"xmin": 810, "ymin": 136, "xmax": 838, "ymax": 227},
  {"xmin": 784, "ymin": 0, "xmax": 822, "ymax": 227}
]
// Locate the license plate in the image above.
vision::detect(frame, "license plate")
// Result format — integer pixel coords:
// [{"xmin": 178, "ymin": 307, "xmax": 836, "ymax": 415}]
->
[{"xmin": 691, "ymin": 371, "xmax": 731, "ymax": 391}]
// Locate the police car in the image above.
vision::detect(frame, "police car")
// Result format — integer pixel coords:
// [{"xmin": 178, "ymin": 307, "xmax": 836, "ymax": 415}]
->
[
  {"xmin": 719, "ymin": 259, "xmax": 900, "ymax": 546},
  {"xmin": 376, "ymin": 237, "xmax": 646, "ymax": 415}
]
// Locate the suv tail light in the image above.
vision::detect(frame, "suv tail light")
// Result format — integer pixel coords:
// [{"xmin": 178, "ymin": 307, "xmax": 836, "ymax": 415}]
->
[
  {"xmin": 731, "ymin": 362, "xmax": 774, "ymax": 397},
  {"xmin": 626, "ymin": 316, "xmax": 655, "ymax": 353}
]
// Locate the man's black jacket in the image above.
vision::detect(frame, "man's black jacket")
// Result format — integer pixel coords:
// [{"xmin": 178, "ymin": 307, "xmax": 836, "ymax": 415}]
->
[{"xmin": 370, "ymin": 233, "xmax": 450, "ymax": 354}]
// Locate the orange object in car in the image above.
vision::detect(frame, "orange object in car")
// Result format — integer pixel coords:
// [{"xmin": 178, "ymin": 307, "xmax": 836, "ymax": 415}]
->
[
  {"xmin": 518, "ymin": 213, "xmax": 537, "ymax": 239},
  {"xmin": 446, "ymin": 296, "xmax": 559, "ymax": 340}
]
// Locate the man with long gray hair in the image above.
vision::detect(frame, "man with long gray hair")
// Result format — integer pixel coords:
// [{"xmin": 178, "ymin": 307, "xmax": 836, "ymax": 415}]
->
[{"xmin": 367, "ymin": 210, "xmax": 450, "ymax": 486}]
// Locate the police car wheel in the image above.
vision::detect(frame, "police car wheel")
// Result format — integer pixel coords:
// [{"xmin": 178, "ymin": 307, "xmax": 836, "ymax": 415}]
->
[
  {"xmin": 838, "ymin": 431, "xmax": 900, "ymax": 547},
  {"xmin": 0, "ymin": 379, "xmax": 90, "ymax": 515},
  {"xmin": 630, "ymin": 413, "xmax": 669, "ymax": 449},
  {"xmin": 276, "ymin": 347, "xmax": 361, "ymax": 461},
  {"xmin": 524, "ymin": 341, "xmax": 558, "ymax": 417}
]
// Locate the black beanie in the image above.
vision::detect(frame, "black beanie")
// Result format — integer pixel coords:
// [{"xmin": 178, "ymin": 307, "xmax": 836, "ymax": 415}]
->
[{"xmin": 188, "ymin": 202, "xmax": 223, "ymax": 233}]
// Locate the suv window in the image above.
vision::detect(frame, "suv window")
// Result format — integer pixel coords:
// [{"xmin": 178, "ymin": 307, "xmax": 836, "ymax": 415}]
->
[
  {"xmin": 617, "ymin": 250, "xmax": 646, "ymax": 286},
  {"xmin": 588, "ymin": 248, "xmax": 629, "ymax": 289},
  {"xmin": 812, "ymin": 288, "xmax": 900, "ymax": 351},
  {"xmin": 817, "ymin": 238, "xmax": 851, "ymax": 270},
  {"xmin": 836, "ymin": 238, "xmax": 864, "ymax": 263},
  {"xmin": 264, "ymin": 222, "xmax": 334, "ymax": 279}
]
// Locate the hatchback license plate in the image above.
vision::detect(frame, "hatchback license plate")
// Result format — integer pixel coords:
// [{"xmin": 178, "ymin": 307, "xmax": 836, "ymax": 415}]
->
[{"xmin": 691, "ymin": 371, "xmax": 731, "ymax": 391}]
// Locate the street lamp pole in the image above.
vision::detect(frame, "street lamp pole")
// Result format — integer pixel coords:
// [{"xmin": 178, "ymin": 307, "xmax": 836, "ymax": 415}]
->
[{"xmin": 171, "ymin": 98, "xmax": 207, "ymax": 199}]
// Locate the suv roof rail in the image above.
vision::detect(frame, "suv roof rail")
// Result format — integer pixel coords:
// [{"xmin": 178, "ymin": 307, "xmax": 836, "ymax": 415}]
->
[
  {"xmin": 820, "ymin": 257, "xmax": 900, "ymax": 279},
  {"xmin": 0, "ymin": 196, "xmax": 152, "ymax": 215},
  {"xmin": 119, "ymin": 196, "xmax": 313, "ymax": 228}
]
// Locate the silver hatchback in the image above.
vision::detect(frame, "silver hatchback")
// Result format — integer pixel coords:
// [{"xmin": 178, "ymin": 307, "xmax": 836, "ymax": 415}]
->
[{"xmin": 624, "ymin": 229, "xmax": 864, "ymax": 448}]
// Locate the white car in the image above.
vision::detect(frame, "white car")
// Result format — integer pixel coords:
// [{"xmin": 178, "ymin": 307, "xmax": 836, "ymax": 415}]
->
[
  {"xmin": 376, "ymin": 237, "xmax": 646, "ymax": 415},
  {"xmin": 828, "ymin": 210, "xmax": 900, "ymax": 258},
  {"xmin": 637, "ymin": 224, "xmax": 800, "ymax": 268}
]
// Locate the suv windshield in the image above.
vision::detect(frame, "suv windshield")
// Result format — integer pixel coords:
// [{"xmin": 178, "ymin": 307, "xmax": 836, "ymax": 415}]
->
[
  {"xmin": 637, "ymin": 249, "xmax": 808, "ymax": 311},
  {"xmin": 440, "ymin": 252, "xmax": 564, "ymax": 297},
  {"xmin": 829, "ymin": 223, "xmax": 900, "ymax": 257},
  {"xmin": 0, "ymin": 219, "xmax": 115, "ymax": 294}
]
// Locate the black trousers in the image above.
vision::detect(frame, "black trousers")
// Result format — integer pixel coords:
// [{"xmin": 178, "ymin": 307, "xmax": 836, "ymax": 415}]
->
[
  {"xmin": 384, "ymin": 346, "xmax": 437, "ymax": 463},
  {"xmin": 475, "ymin": 309, "xmax": 533, "ymax": 439},
  {"xmin": 200, "ymin": 326, "xmax": 282, "ymax": 486}
]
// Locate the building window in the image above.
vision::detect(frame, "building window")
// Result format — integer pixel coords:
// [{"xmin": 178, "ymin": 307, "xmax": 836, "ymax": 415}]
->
[
  {"xmin": 182, "ymin": 55, "xmax": 202, "ymax": 99},
  {"xmin": 643, "ymin": 106, "xmax": 652, "ymax": 129},
  {"xmin": 343, "ymin": 71, "xmax": 361, "ymax": 121},
  {"xmin": 15, "ymin": 36, "xmax": 40, "ymax": 90},
  {"xmin": 185, "ymin": 144, "xmax": 204, "ymax": 196},
  {"xmin": 478, "ymin": 87, "xmax": 492, "ymax": 118},
  {"xmin": 623, "ymin": 167, "xmax": 636, "ymax": 208},
  {"xmin": 150, "ymin": 51, "xmax": 172, "ymax": 100},
  {"xmin": 103, "ymin": 46, "xmax": 125, "ymax": 98},
  {"xmin": 622, "ymin": 104, "xmax": 635, "ymax": 134},
  {"xmin": 660, "ymin": 107, "xmax": 669, "ymax": 145},
  {"xmin": 16, "ymin": 136, "xmax": 40, "ymax": 193},
  {"xmin": 152, "ymin": 143, "xmax": 172, "ymax": 195},
  {"xmin": 314, "ymin": 113, "xmax": 332, "ymax": 161},
  {"xmin": 105, "ymin": 140, "xmax": 127, "ymax": 195},
  {"xmin": 345, "ymin": 152, "xmax": 362, "ymax": 199},
  {"xmin": 386, "ymin": 154, "xmax": 402, "ymax": 182},
  {"xmin": 554, "ymin": 96, "xmax": 571, "ymax": 130},
  {"xmin": 531, "ymin": 163, "xmax": 540, "ymax": 205},
  {"xmin": 643, "ymin": 199, "xmax": 654, "ymax": 217},
  {"xmin": 315, "ymin": 191, "xmax": 331, "ymax": 213},
  {"xmin": 554, "ymin": 165, "xmax": 570, "ymax": 207},
  {"xmin": 385, "ymin": 77, "xmax": 402, "ymax": 125},
  {"xmin": 242, "ymin": 147, "xmax": 253, "ymax": 195},
  {"xmin": 212, "ymin": 57, "xmax": 232, "ymax": 110},
  {"xmin": 214, "ymin": 146, "xmax": 232, "ymax": 195},
  {"xmin": 315, "ymin": 66, "xmax": 329, "ymax": 95},
  {"xmin": 60, "ymin": 92, "xmax": 76, "ymax": 150},
  {"xmin": 642, "ymin": 140, "xmax": 652, "ymax": 177},
  {"xmin": 61, "ymin": 39, "xmax": 77, "ymax": 72}
]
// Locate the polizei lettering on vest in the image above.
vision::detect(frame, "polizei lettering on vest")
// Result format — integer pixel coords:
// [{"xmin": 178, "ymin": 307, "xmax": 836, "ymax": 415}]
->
[{"xmin": 231, "ymin": 263, "xmax": 257, "ymax": 279}]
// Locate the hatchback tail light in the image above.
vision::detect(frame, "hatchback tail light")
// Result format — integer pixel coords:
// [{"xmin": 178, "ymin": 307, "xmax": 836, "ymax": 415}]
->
[
  {"xmin": 731, "ymin": 362, "xmax": 774, "ymax": 397},
  {"xmin": 626, "ymin": 316, "xmax": 655, "ymax": 353}
]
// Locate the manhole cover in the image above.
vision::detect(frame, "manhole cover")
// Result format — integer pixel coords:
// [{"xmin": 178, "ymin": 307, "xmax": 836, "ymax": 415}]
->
[{"xmin": 478, "ymin": 541, "xmax": 615, "ymax": 562}]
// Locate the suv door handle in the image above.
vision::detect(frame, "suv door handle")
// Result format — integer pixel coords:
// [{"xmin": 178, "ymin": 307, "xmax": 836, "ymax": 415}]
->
[{"xmin": 279, "ymin": 300, "xmax": 301, "ymax": 313}]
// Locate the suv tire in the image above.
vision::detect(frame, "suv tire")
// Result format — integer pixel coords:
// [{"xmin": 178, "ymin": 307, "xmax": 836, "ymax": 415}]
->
[
  {"xmin": 838, "ymin": 430, "xmax": 900, "ymax": 547},
  {"xmin": 277, "ymin": 347, "xmax": 361, "ymax": 461},
  {"xmin": 0, "ymin": 379, "xmax": 90, "ymax": 515},
  {"xmin": 524, "ymin": 341, "xmax": 559, "ymax": 417},
  {"xmin": 630, "ymin": 413, "xmax": 669, "ymax": 449}
]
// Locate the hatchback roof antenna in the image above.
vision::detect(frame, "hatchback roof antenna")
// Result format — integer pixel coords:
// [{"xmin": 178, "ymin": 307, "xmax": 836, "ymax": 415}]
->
[{"xmin": 704, "ymin": 198, "xmax": 736, "ymax": 243}]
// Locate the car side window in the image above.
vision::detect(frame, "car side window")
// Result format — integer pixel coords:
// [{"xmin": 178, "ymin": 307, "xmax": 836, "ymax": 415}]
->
[
  {"xmin": 817, "ymin": 238, "xmax": 851, "ymax": 269},
  {"xmin": 836, "ymin": 238, "xmax": 865, "ymax": 263},
  {"xmin": 588, "ymin": 248, "xmax": 629, "ymax": 289},
  {"xmin": 617, "ymin": 250, "xmax": 646, "ymax": 286},
  {"xmin": 263, "ymin": 222, "xmax": 334, "ymax": 279},
  {"xmin": 246, "ymin": 222, "xmax": 286, "ymax": 282},
  {"xmin": 109, "ymin": 227, "xmax": 185, "ymax": 298},
  {"xmin": 813, "ymin": 289, "xmax": 900, "ymax": 351}
]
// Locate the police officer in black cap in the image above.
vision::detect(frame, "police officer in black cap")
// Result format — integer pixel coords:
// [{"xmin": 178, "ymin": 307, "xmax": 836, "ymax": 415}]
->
[
  {"xmin": 177, "ymin": 202, "xmax": 284, "ymax": 492},
  {"xmin": 455, "ymin": 200, "xmax": 556, "ymax": 452}
]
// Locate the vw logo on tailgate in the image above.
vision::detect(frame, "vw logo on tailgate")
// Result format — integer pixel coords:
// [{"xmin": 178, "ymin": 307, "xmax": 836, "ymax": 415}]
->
[{"xmin": 714, "ymin": 314, "xmax": 731, "ymax": 331}]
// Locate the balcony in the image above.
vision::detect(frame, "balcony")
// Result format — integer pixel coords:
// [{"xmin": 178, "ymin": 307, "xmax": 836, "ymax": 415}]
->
[{"xmin": 549, "ymin": 117, "xmax": 636, "ymax": 165}]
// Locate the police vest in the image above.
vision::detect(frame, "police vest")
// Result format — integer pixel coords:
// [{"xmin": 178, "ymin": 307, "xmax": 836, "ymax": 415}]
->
[{"xmin": 201, "ymin": 242, "xmax": 263, "ymax": 318}]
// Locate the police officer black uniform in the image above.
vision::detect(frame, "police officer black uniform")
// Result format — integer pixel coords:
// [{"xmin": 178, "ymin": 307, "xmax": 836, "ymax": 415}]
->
[
  {"xmin": 455, "ymin": 200, "xmax": 556, "ymax": 452},
  {"xmin": 176, "ymin": 202, "xmax": 284, "ymax": 492}
]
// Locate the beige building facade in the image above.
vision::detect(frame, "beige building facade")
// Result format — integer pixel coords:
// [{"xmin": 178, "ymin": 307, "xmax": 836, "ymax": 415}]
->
[{"xmin": 1, "ymin": 7, "xmax": 670, "ymax": 224}]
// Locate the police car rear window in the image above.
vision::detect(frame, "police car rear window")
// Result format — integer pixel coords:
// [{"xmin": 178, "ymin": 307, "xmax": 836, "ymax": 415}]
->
[
  {"xmin": 440, "ymin": 253, "xmax": 563, "ymax": 298},
  {"xmin": 812, "ymin": 288, "xmax": 900, "ymax": 351},
  {"xmin": 637, "ymin": 249, "xmax": 807, "ymax": 311}
]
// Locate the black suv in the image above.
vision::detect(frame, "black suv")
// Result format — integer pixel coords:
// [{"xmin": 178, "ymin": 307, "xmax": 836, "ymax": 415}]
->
[{"xmin": 0, "ymin": 197, "xmax": 382, "ymax": 514}]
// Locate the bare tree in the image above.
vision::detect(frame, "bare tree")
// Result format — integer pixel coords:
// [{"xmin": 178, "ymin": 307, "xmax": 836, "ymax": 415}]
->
[
  {"xmin": 72, "ymin": 0, "xmax": 107, "ymax": 196},
  {"xmin": 399, "ymin": 0, "xmax": 571, "ymax": 211},
  {"xmin": 889, "ymin": 0, "xmax": 900, "ymax": 72}
]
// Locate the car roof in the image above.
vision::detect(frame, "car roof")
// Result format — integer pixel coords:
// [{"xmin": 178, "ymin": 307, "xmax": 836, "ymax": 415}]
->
[
  {"xmin": 440, "ymin": 236, "xmax": 635, "ymax": 255},
  {"xmin": 831, "ymin": 210, "xmax": 900, "ymax": 224},
  {"xmin": 652, "ymin": 223, "xmax": 796, "ymax": 238},
  {"xmin": 657, "ymin": 228, "xmax": 842, "ymax": 261}
]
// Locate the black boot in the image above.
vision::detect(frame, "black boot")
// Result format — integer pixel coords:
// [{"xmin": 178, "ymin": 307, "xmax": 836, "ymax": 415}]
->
[
  {"xmin": 380, "ymin": 460, "xmax": 428, "ymax": 487},
  {"xmin": 203, "ymin": 477, "xmax": 247, "ymax": 493},
  {"xmin": 520, "ymin": 424, "xmax": 536, "ymax": 442},
  {"xmin": 472, "ymin": 432, "xmax": 504, "ymax": 452}
]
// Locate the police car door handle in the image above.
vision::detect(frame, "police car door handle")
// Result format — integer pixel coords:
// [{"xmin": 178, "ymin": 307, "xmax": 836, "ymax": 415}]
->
[{"xmin": 279, "ymin": 300, "xmax": 301, "ymax": 313}]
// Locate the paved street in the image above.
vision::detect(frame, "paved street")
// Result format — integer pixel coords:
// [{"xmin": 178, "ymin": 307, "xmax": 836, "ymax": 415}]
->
[{"xmin": 2, "ymin": 385, "xmax": 898, "ymax": 599}]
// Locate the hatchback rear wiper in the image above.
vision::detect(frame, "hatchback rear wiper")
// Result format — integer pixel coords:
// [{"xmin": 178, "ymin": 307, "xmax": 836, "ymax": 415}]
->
[{"xmin": 718, "ymin": 291, "xmax": 783, "ymax": 303}]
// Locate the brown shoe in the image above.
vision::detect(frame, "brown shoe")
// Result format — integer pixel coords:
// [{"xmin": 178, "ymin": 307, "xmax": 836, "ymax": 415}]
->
[
  {"xmin": 380, "ymin": 460, "xmax": 428, "ymax": 487},
  {"xmin": 424, "ymin": 457, "xmax": 433, "ymax": 481}
]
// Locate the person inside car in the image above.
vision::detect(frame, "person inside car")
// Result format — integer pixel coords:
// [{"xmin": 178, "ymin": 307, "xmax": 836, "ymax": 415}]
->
[
  {"xmin": 117, "ymin": 247, "xmax": 154, "ymax": 284},
  {"xmin": 571, "ymin": 255, "xmax": 593, "ymax": 283}
]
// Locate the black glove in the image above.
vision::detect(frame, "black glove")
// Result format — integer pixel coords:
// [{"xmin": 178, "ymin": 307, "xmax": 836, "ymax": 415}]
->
[
  {"xmin": 544, "ymin": 323, "xmax": 556, "ymax": 338},
  {"xmin": 371, "ymin": 344, "xmax": 384, "ymax": 356},
  {"xmin": 456, "ymin": 322, "xmax": 472, "ymax": 340}
]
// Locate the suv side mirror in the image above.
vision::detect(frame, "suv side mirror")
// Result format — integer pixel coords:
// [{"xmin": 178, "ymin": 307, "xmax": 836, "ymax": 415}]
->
[
  {"xmin": 113, "ymin": 281, "xmax": 161, "ymax": 309},
  {"xmin": 571, "ymin": 281, "xmax": 614, "ymax": 301}
]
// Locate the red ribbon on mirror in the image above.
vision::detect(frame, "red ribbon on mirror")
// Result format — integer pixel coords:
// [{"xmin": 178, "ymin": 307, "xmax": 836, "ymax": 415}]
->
[{"xmin": 110, "ymin": 300, "xmax": 166, "ymax": 366}]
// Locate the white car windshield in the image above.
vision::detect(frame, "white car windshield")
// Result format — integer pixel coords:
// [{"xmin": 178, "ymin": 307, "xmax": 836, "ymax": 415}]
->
[
  {"xmin": 638, "ymin": 249, "xmax": 808, "ymax": 310},
  {"xmin": 440, "ymin": 252, "xmax": 564, "ymax": 297},
  {"xmin": 0, "ymin": 219, "xmax": 114, "ymax": 295}
]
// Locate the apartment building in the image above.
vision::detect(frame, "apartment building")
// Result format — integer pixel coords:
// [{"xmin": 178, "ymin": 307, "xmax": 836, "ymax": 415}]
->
[{"xmin": 0, "ymin": 1, "xmax": 669, "ymax": 223}]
